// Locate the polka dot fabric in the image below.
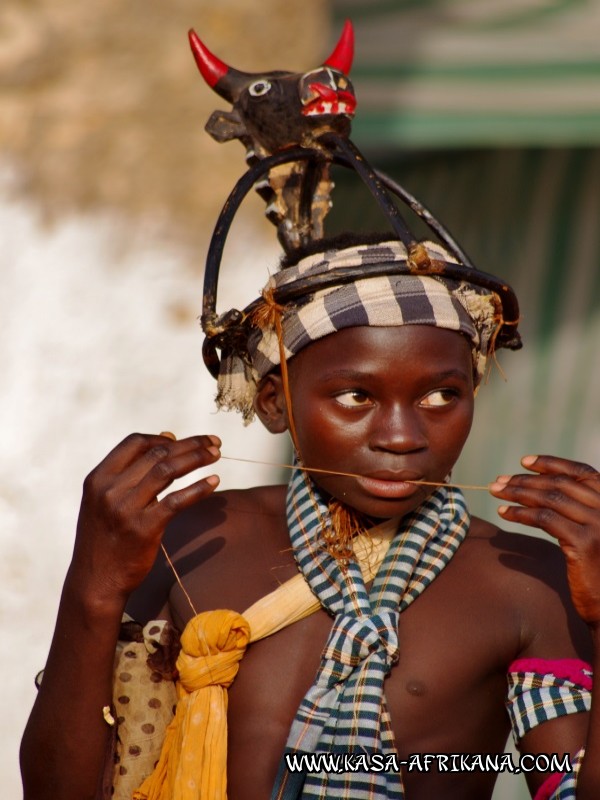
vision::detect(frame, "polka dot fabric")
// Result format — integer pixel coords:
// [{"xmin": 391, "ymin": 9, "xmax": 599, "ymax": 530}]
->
[{"xmin": 111, "ymin": 619, "xmax": 178, "ymax": 800}]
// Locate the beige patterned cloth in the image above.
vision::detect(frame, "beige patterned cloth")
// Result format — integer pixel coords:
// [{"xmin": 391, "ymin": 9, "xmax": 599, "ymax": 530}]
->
[{"xmin": 111, "ymin": 620, "xmax": 178, "ymax": 799}]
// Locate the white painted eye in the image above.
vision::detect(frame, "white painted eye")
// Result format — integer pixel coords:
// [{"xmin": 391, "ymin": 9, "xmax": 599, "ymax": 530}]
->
[{"xmin": 248, "ymin": 80, "xmax": 272, "ymax": 97}]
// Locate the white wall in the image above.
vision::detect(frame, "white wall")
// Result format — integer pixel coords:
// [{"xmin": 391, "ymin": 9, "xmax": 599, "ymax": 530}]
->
[{"xmin": 1, "ymin": 167, "xmax": 285, "ymax": 796}]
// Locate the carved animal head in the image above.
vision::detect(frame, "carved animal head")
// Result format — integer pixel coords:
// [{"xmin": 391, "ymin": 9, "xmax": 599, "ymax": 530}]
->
[{"xmin": 189, "ymin": 21, "xmax": 356, "ymax": 157}]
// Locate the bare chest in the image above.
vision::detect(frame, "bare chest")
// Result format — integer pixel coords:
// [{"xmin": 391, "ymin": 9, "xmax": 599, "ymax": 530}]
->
[{"xmin": 170, "ymin": 530, "xmax": 519, "ymax": 799}]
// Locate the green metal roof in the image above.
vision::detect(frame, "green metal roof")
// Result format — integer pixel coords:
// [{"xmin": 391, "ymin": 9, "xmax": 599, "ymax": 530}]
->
[{"xmin": 333, "ymin": 0, "xmax": 600, "ymax": 146}]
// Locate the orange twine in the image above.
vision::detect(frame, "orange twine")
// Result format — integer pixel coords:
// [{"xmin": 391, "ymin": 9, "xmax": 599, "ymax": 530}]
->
[{"xmin": 252, "ymin": 287, "xmax": 302, "ymax": 452}]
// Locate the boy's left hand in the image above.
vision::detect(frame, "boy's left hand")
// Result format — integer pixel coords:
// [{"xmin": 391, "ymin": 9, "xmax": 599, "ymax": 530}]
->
[{"xmin": 489, "ymin": 455, "xmax": 600, "ymax": 627}]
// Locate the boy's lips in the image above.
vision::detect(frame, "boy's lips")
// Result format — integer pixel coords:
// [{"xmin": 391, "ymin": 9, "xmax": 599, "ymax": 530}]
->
[{"xmin": 355, "ymin": 470, "xmax": 424, "ymax": 500}]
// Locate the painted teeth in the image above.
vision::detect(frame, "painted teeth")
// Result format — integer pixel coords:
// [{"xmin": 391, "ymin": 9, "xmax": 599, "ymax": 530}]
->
[{"xmin": 306, "ymin": 102, "xmax": 352, "ymax": 116}]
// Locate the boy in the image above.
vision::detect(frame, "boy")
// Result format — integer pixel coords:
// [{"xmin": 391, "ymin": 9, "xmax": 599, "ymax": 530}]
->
[{"xmin": 20, "ymin": 233, "xmax": 600, "ymax": 800}]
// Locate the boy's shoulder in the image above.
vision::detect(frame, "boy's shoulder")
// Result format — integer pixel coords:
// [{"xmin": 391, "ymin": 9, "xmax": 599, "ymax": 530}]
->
[
  {"xmin": 126, "ymin": 484, "xmax": 290, "ymax": 624},
  {"xmin": 165, "ymin": 483, "xmax": 288, "ymax": 552},
  {"xmin": 466, "ymin": 513, "xmax": 563, "ymax": 559},
  {"xmin": 176, "ymin": 481, "xmax": 284, "ymax": 518},
  {"xmin": 459, "ymin": 516, "xmax": 591, "ymax": 661},
  {"xmin": 461, "ymin": 515, "xmax": 570, "ymax": 598}
]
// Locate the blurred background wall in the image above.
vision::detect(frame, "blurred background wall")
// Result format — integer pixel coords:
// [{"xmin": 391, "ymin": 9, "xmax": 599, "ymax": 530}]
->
[
  {"xmin": 1, "ymin": 1, "xmax": 327, "ymax": 793},
  {"xmin": 328, "ymin": 0, "xmax": 600, "ymax": 525},
  {"xmin": 328, "ymin": 5, "xmax": 600, "ymax": 795},
  {"xmin": 3, "ymin": 1, "xmax": 599, "ymax": 798}
]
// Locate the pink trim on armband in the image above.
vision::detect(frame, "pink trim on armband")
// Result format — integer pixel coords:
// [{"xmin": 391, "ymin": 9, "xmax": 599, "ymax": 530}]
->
[
  {"xmin": 509, "ymin": 657, "xmax": 593, "ymax": 692},
  {"xmin": 533, "ymin": 771, "xmax": 563, "ymax": 800}
]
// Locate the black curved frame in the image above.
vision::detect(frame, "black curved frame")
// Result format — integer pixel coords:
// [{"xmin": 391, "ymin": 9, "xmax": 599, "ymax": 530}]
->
[{"xmin": 201, "ymin": 134, "xmax": 520, "ymax": 378}]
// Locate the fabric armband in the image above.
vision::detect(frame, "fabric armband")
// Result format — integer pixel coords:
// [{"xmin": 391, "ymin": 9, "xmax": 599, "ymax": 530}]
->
[
  {"xmin": 507, "ymin": 660, "xmax": 591, "ymax": 800},
  {"xmin": 533, "ymin": 746, "xmax": 585, "ymax": 800},
  {"xmin": 506, "ymin": 657, "xmax": 592, "ymax": 743}
]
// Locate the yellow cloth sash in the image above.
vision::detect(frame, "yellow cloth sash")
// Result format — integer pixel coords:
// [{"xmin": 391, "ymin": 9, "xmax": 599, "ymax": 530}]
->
[{"xmin": 134, "ymin": 519, "xmax": 397, "ymax": 800}]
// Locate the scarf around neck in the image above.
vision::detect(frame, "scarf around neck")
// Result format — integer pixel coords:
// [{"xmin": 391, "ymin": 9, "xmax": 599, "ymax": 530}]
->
[{"xmin": 272, "ymin": 467, "xmax": 471, "ymax": 799}]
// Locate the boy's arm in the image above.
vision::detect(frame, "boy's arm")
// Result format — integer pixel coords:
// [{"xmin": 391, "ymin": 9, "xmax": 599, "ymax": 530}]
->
[
  {"xmin": 490, "ymin": 455, "xmax": 600, "ymax": 797},
  {"xmin": 20, "ymin": 433, "xmax": 221, "ymax": 800}
]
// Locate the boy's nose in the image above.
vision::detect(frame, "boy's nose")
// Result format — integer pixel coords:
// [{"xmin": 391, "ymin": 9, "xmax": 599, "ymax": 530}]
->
[{"xmin": 369, "ymin": 405, "xmax": 427, "ymax": 454}]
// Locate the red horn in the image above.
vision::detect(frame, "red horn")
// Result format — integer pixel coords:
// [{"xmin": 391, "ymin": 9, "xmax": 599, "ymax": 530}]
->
[
  {"xmin": 188, "ymin": 29, "xmax": 250, "ymax": 102},
  {"xmin": 188, "ymin": 29, "xmax": 228, "ymax": 88},
  {"xmin": 323, "ymin": 20, "xmax": 354, "ymax": 74}
]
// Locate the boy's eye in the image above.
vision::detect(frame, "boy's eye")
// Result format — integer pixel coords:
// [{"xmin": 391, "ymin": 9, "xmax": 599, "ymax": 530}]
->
[
  {"xmin": 420, "ymin": 389, "xmax": 457, "ymax": 408},
  {"xmin": 335, "ymin": 390, "xmax": 372, "ymax": 408}
]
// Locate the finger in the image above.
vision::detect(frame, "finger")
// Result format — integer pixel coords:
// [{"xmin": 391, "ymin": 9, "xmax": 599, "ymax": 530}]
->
[
  {"xmin": 89, "ymin": 432, "xmax": 179, "ymax": 476},
  {"xmin": 489, "ymin": 474, "xmax": 600, "ymax": 518},
  {"xmin": 519, "ymin": 455, "xmax": 600, "ymax": 489},
  {"xmin": 496, "ymin": 503, "xmax": 581, "ymax": 543},
  {"xmin": 116, "ymin": 434, "xmax": 220, "ymax": 489},
  {"xmin": 153, "ymin": 473, "xmax": 220, "ymax": 519},
  {"xmin": 131, "ymin": 439, "xmax": 222, "ymax": 505},
  {"xmin": 88, "ymin": 432, "xmax": 221, "ymax": 478},
  {"xmin": 493, "ymin": 486, "xmax": 592, "ymax": 527}
]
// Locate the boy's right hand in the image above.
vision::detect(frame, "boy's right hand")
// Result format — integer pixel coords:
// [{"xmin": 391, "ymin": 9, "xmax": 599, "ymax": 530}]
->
[{"xmin": 69, "ymin": 432, "xmax": 221, "ymax": 607}]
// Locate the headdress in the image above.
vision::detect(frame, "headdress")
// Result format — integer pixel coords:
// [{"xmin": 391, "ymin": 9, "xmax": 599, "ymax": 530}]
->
[
  {"xmin": 133, "ymin": 23, "xmax": 524, "ymax": 800},
  {"xmin": 189, "ymin": 20, "xmax": 522, "ymax": 418}
]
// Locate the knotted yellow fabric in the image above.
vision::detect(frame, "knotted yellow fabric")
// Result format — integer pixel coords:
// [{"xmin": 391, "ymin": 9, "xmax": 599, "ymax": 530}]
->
[
  {"xmin": 133, "ymin": 610, "xmax": 250, "ymax": 800},
  {"xmin": 133, "ymin": 519, "xmax": 396, "ymax": 800}
]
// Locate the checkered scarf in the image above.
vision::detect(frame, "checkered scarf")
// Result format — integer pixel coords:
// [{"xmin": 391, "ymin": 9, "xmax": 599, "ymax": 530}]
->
[
  {"xmin": 216, "ymin": 240, "xmax": 501, "ymax": 422},
  {"xmin": 271, "ymin": 467, "xmax": 470, "ymax": 799}
]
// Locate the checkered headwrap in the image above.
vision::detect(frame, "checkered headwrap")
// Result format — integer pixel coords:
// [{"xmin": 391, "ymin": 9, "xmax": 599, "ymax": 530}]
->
[
  {"xmin": 271, "ymin": 467, "xmax": 470, "ymax": 799},
  {"xmin": 215, "ymin": 240, "xmax": 503, "ymax": 421}
]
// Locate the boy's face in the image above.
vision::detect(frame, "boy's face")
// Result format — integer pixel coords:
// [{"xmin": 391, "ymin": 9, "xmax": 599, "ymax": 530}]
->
[{"xmin": 281, "ymin": 325, "xmax": 475, "ymax": 519}]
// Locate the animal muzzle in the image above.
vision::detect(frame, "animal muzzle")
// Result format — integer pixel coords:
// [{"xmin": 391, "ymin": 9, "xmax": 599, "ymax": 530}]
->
[{"xmin": 300, "ymin": 67, "xmax": 356, "ymax": 118}]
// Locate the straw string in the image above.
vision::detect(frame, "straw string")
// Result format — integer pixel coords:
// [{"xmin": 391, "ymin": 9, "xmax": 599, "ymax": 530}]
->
[{"xmin": 219, "ymin": 454, "xmax": 490, "ymax": 491}]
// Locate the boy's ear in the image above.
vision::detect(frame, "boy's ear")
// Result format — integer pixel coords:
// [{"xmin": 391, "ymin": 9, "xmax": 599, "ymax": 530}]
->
[{"xmin": 254, "ymin": 374, "xmax": 288, "ymax": 433}]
